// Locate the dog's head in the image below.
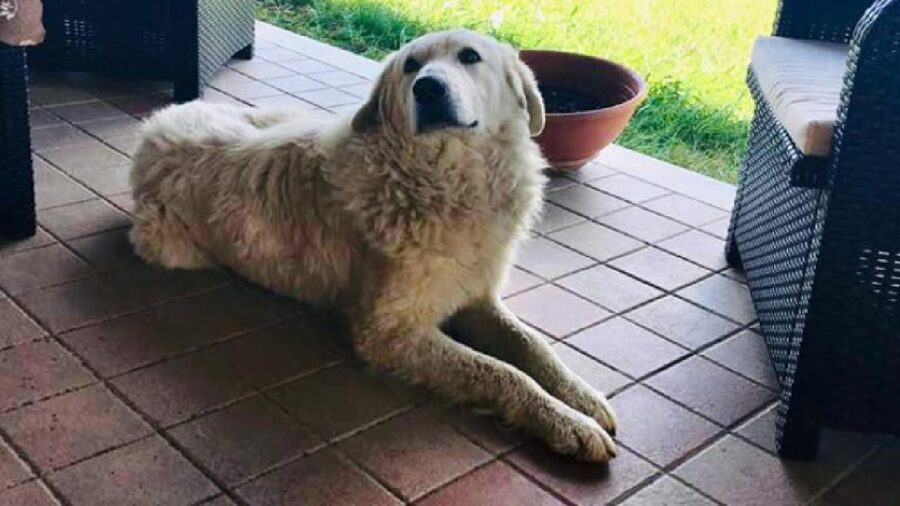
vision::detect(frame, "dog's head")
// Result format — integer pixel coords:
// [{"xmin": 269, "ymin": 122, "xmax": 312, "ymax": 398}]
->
[{"xmin": 352, "ymin": 29, "xmax": 545, "ymax": 138}]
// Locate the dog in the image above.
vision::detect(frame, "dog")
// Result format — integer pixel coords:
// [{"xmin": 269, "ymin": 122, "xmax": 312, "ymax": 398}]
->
[{"xmin": 129, "ymin": 29, "xmax": 617, "ymax": 462}]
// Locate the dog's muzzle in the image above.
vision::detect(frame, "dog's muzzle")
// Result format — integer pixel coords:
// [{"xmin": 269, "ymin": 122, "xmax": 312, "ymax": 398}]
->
[{"xmin": 413, "ymin": 76, "xmax": 477, "ymax": 133}]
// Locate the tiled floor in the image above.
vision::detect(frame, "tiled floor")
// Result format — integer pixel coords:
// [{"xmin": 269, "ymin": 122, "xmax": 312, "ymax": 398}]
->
[{"xmin": 0, "ymin": 21, "xmax": 896, "ymax": 506}]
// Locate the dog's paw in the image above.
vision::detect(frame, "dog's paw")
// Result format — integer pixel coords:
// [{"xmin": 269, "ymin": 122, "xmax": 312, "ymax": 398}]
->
[
  {"xmin": 559, "ymin": 381, "xmax": 618, "ymax": 436},
  {"xmin": 538, "ymin": 403, "xmax": 617, "ymax": 463}
]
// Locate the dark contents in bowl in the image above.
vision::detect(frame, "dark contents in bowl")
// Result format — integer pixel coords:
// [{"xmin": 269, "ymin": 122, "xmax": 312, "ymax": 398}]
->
[{"xmin": 539, "ymin": 86, "xmax": 611, "ymax": 113}]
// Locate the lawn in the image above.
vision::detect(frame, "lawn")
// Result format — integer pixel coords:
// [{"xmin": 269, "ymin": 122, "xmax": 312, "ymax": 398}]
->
[{"xmin": 257, "ymin": 0, "xmax": 778, "ymax": 182}]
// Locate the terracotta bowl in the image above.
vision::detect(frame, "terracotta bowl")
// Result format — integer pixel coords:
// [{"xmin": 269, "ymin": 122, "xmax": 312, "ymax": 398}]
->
[{"xmin": 520, "ymin": 49, "xmax": 648, "ymax": 171}]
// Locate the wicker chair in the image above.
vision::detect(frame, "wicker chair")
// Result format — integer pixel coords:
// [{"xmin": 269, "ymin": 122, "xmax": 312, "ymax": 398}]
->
[
  {"xmin": 726, "ymin": 0, "xmax": 900, "ymax": 460},
  {"xmin": 31, "ymin": 0, "xmax": 256, "ymax": 102},
  {"xmin": 0, "ymin": 46, "xmax": 35, "ymax": 240}
]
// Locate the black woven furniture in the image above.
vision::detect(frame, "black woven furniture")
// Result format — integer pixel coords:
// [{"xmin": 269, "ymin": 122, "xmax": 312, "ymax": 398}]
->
[
  {"xmin": 0, "ymin": 45, "xmax": 35, "ymax": 240},
  {"xmin": 726, "ymin": 0, "xmax": 900, "ymax": 460},
  {"xmin": 32, "ymin": 0, "xmax": 256, "ymax": 102}
]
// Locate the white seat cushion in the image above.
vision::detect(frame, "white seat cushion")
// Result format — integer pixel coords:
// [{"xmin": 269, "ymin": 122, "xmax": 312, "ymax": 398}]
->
[{"xmin": 751, "ymin": 36, "xmax": 849, "ymax": 156}]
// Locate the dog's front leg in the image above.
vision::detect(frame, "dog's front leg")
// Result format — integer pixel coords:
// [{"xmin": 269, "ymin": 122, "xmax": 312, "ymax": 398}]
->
[
  {"xmin": 354, "ymin": 322, "xmax": 616, "ymax": 462},
  {"xmin": 447, "ymin": 300, "xmax": 617, "ymax": 434}
]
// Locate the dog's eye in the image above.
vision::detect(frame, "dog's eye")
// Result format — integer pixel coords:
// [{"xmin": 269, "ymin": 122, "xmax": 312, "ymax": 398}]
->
[
  {"xmin": 403, "ymin": 57, "xmax": 422, "ymax": 74},
  {"xmin": 458, "ymin": 47, "xmax": 482, "ymax": 65}
]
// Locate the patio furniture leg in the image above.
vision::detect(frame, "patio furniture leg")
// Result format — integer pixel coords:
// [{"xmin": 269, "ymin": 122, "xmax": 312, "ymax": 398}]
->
[
  {"xmin": 173, "ymin": 75, "xmax": 202, "ymax": 103},
  {"xmin": 0, "ymin": 46, "xmax": 36, "ymax": 240},
  {"xmin": 776, "ymin": 402, "xmax": 821, "ymax": 460},
  {"xmin": 234, "ymin": 43, "xmax": 254, "ymax": 60}
]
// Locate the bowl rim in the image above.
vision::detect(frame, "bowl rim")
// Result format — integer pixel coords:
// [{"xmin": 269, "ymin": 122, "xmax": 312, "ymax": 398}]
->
[{"xmin": 520, "ymin": 49, "xmax": 648, "ymax": 118}]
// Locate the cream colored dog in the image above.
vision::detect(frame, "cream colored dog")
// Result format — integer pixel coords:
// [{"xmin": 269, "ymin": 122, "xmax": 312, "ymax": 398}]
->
[{"xmin": 129, "ymin": 30, "xmax": 617, "ymax": 462}]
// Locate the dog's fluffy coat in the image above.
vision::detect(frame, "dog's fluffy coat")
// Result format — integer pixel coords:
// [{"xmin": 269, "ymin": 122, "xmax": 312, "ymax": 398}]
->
[{"xmin": 129, "ymin": 30, "xmax": 617, "ymax": 461}]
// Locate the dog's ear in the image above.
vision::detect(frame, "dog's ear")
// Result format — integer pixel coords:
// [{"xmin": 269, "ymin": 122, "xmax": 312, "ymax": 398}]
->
[
  {"xmin": 509, "ymin": 53, "xmax": 546, "ymax": 137},
  {"xmin": 352, "ymin": 52, "xmax": 396, "ymax": 133}
]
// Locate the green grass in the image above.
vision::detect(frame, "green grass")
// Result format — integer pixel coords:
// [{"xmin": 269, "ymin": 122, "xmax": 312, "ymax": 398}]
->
[{"xmin": 257, "ymin": 0, "xmax": 777, "ymax": 182}]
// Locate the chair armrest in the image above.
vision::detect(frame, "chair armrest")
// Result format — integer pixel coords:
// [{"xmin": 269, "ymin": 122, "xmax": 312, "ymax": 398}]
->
[
  {"xmin": 773, "ymin": 0, "xmax": 875, "ymax": 42},
  {"xmin": 828, "ymin": 1, "xmax": 900, "ymax": 196}
]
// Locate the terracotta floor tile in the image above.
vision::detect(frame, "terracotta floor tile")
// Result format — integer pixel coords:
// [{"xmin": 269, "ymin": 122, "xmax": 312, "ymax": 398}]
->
[
  {"xmin": 111, "ymin": 348, "xmax": 256, "ymax": 427},
  {"xmin": 198, "ymin": 495, "xmax": 237, "ymax": 506},
  {"xmin": 67, "ymin": 228, "xmax": 143, "ymax": 272},
  {"xmin": 551, "ymin": 343, "xmax": 632, "ymax": 395},
  {"xmin": 567, "ymin": 318, "xmax": 687, "ymax": 378},
  {"xmin": 0, "ymin": 228, "xmax": 56, "ymax": 257},
  {"xmin": 610, "ymin": 248, "xmax": 710, "ymax": 291},
  {"xmin": 232, "ymin": 61, "xmax": 296, "ymax": 80},
  {"xmin": 271, "ymin": 364, "xmax": 418, "ymax": 441},
  {"xmin": 814, "ymin": 442, "xmax": 900, "ymax": 506},
  {"xmin": 106, "ymin": 135, "xmax": 141, "ymax": 155},
  {"xmin": 641, "ymin": 194, "xmax": 727, "ymax": 227},
  {"xmin": 735, "ymin": 404, "xmax": 779, "ymax": 453},
  {"xmin": 703, "ymin": 330, "xmax": 779, "ymax": 389},
  {"xmin": 674, "ymin": 436, "xmax": 826, "ymax": 506},
  {"xmin": 63, "ymin": 163, "xmax": 131, "ymax": 196},
  {"xmin": 678, "ymin": 274, "xmax": 757, "ymax": 324},
  {"xmin": 169, "ymin": 397, "xmax": 319, "ymax": 485},
  {"xmin": 647, "ymin": 356, "xmax": 774, "ymax": 426},
  {"xmin": 562, "ymin": 162, "xmax": 617, "ymax": 182},
  {"xmin": 500, "ymin": 267, "xmax": 543, "ymax": 298},
  {"xmin": 533, "ymin": 202, "xmax": 586, "ymax": 234},
  {"xmin": 507, "ymin": 442, "xmax": 656, "ymax": 506},
  {"xmin": 514, "ymin": 237, "xmax": 595, "ymax": 279},
  {"xmin": 0, "ymin": 340, "xmax": 94, "ymax": 413},
  {"xmin": 339, "ymin": 408, "xmax": 492, "ymax": 501},
  {"xmin": 39, "ymin": 142, "xmax": 129, "ymax": 174},
  {"xmin": 0, "ymin": 439, "xmax": 31, "ymax": 490},
  {"xmin": 0, "ymin": 299, "xmax": 46, "ymax": 349},
  {"xmin": 618, "ymin": 476, "xmax": 716, "ymax": 506},
  {"xmin": 0, "ymin": 244, "xmax": 94, "ymax": 295},
  {"xmin": 658, "ymin": 230, "xmax": 729, "ymax": 270},
  {"xmin": 549, "ymin": 222, "xmax": 643, "ymax": 262},
  {"xmin": 266, "ymin": 74, "xmax": 330, "ymax": 93},
  {"xmin": 108, "ymin": 192, "xmax": 135, "ymax": 215},
  {"xmin": 213, "ymin": 318, "xmax": 344, "ymax": 389},
  {"xmin": 624, "ymin": 296, "xmax": 739, "ymax": 350},
  {"xmin": 48, "ymin": 101, "xmax": 127, "ymax": 124},
  {"xmin": 700, "ymin": 218, "xmax": 730, "ymax": 240},
  {"xmin": 30, "ymin": 124, "xmax": 94, "ymax": 152},
  {"xmin": 588, "ymin": 174, "xmax": 669, "ymax": 203},
  {"xmin": 418, "ymin": 461, "xmax": 565, "ymax": 506},
  {"xmin": 506, "ymin": 285, "xmax": 611, "ymax": 337},
  {"xmin": 312, "ymin": 70, "xmax": 367, "ymax": 87},
  {"xmin": 78, "ymin": 116, "xmax": 142, "ymax": 140},
  {"xmin": 558, "ymin": 265, "xmax": 662, "ymax": 313},
  {"xmin": 0, "ymin": 385, "xmax": 151, "ymax": 471},
  {"xmin": 236, "ymin": 448, "xmax": 401, "ymax": 506},
  {"xmin": 278, "ymin": 59, "xmax": 338, "ymax": 74},
  {"xmin": 546, "ymin": 186, "xmax": 629, "ymax": 218},
  {"xmin": 18, "ymin": 264, "xmax": 227, "ymax": 333},
  {"xmin": 544, "ymin": 175, "xmax": 578, "ymax": 193},
  {"xmin": 38, "ymin": 200, "xmax": 130, "ymax": 240},
  {"xmin": 106, "ymin": 93, "xmax": 172, "ymax": 117},
  {"xmin": 297, "ymin": 88, "xmax": 359, "ymax": 108},
  {"xmin": 736, "ymin": 405, "xmax": 886, "ymax": 483},
  {"xmin": 49, "ymin": 436, "xmax": 218, "ymax": 506},
  {"xmin": 611, "ymin": 385, "xmax": 720, "ymax": 466},
  {"xmin": 596, "ymin": 207, "xmax": 688, "ymax": 243},
  {"xmin": 32, "ymin": 159, "xmax": 93, "ymax": 210},
  {"xmin": 0, "ymin": 481, "xmax": 59, "ymax": 506},
  {"xmin": 430, "ymin": 403, "xmax": 525, "ymax": 455},
  {"xmin": 256, "ymin": 46, "xmax": 308, "ymax": 63},
  {"xmin": 60, "ymin": 286, "xmax": 284, "ymax": 377}
]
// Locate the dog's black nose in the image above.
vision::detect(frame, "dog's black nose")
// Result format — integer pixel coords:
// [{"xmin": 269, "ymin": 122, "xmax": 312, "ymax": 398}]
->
[{"xmin": 413, "ymin": 76, "xmax": 447, "ymax": 103}]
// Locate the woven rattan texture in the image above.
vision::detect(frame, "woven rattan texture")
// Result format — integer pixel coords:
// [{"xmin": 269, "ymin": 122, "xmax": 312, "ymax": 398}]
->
[
  {"xmin": 32, "ymin": 0, "xmax": 254, "ymax": 101},
  {"xmin": 727, "ymin": 0, "xmax": 900, "ymax": 459},
  {"xmin": 0, "ymin": 46, "xmax": 35, "ymax": 239}
]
